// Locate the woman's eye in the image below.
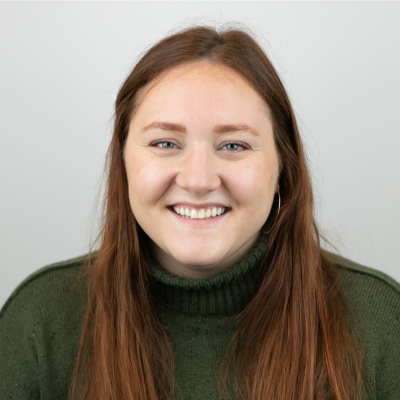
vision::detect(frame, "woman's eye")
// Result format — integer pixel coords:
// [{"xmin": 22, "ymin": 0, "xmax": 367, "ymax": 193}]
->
[
  {"xmin": 221, "ymin": 142, "xmax": 247, "ymax": 151},
  {"xmin": 153, "ymin": 141, "xmax": 178, "ymax": 149}
]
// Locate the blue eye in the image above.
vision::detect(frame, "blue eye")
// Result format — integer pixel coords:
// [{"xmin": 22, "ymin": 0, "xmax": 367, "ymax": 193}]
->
[
  {"xmin": 222, "ymin": 143, "xmax": 245, "ymax": 151},
  {"xmin": 155, "ymin": 141, "xmax": 177, "ymax": 149}
]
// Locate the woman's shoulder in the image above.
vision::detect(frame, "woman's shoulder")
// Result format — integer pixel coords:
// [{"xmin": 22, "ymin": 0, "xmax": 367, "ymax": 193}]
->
[
  {"xmin": 327, "ymin": 251, "xmax": 400, "ymax": 306},
  {"xmin": 327, "ymin": 252, "xmax": 400, "ymax": 298},
  {"xmin": 333, "ymin": 253, "xmax": 399, "ymax": 293},
  {"xmin": 326, "ymin": 253, "xmax": 400, "ymax": 395},
  {"xmin": 326, "ymin": 251, "xmax": 400, "ymax": 338},
  {"xmin": 0, "ymin": 252, "xmax": 94, "ymax": 321},
  {"xmin": 0, "ymin": 253, "xmax": 94, "ymax": 398}
]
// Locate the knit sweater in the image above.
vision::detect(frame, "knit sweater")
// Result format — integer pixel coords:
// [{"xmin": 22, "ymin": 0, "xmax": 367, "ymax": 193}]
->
[{"xmin": 1, "ymin": 235, "xmax": 399, "ymax": 399}]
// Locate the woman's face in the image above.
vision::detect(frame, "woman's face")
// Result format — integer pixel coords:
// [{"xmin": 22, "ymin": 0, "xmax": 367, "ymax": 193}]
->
[{"xmin": 124, "ymin": 62, "xmax": 280, "ymax": 278}]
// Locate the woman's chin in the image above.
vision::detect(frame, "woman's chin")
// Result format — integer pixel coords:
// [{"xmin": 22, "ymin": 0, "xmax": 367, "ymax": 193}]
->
[
  {"xmin": 158, "ymin": 242, "xmax": 236, "ymax": 276},
  {"xmin": 170, "ymin": 248, "xmax": 228, "ymax": 269}
]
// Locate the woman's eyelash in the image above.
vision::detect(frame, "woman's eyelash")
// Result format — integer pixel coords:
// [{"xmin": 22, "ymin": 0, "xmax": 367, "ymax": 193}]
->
[
  {"xmin": 152, "ymin": 140, "xmax": 178, "ymax": 149},
  {"xmin": 151, "ymin": 140, "xmax": 249, "ymax": 151},
  {"xmin": 220, "ymin": 141, "xmax": 249, "ymax": 151}
]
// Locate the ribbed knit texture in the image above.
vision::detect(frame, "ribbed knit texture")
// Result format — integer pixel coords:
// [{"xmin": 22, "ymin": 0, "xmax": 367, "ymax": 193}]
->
[
  {"xmin": 1, "ymin": 235, "xmax": 399, "ymax": 399},
  {"xmin": 148, "ymin": 235, "xmax": 265, "ymax": 317}
]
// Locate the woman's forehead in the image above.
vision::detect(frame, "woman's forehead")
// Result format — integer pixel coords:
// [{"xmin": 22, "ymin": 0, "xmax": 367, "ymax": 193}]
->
[{"xmin": 131, "ymin": 61, "xmax": 272, "ymax": 125}]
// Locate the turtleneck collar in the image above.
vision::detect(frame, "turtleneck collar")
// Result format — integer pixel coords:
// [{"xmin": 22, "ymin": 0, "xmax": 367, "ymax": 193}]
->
[{"xmin": 147, "ymin": 234, "xmax": 268, "ymax": 316}]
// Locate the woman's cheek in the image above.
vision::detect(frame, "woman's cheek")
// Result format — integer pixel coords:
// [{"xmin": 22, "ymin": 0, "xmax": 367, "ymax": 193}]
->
[
  {"xmin": 234, "ymin": 161, "xmax": 276, "ymax": 219},
  {"xmin": 232, "ymin": 162, "xmax": 267, "ymax": 197},
  {"xmin": 130, "ymin": 158, "xmax": 174, "ymax": 204}
]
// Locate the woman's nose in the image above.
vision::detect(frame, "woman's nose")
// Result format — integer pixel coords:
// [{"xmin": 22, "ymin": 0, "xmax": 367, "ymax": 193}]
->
[{"xmin": 175, "ymin": 147, "xmax": 221, "ymax": 196}]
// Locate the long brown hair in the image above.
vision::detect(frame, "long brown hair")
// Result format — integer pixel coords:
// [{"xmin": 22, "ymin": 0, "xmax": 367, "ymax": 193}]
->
[{"xmin": 70, "ymin": 24, "xmax": 365, "ymax": 400}]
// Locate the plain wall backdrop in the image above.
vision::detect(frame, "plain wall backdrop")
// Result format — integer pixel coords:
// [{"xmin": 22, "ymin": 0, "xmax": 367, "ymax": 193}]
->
[{"xmin": 1, "ymin": 2, "xmax": 399, "ymax": 307}]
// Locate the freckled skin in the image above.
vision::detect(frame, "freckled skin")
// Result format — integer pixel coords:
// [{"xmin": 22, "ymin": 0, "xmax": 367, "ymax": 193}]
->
[{"xmin": 124, "ymin": 62, "xmax": 280, "ymax": 278}]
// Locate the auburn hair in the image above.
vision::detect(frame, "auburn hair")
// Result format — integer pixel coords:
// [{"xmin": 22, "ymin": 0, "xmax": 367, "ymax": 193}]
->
[{"xmin": 70, "ymin": 25, "xmax": 365, "ymax": 400}]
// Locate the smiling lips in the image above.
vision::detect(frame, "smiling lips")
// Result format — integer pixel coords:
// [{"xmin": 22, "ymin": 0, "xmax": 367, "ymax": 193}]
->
[{"xmin": 172, "ymin": 206, "xmax": 227, "ymax": 220}]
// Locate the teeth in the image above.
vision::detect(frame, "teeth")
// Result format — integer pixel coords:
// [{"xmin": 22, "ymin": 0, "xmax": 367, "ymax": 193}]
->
[
  {"xmin": 198, "ymin": 209, "xmax": 205, "ymax": 219},
  {"xmin": 190, "ymin": 209, "xmax": 198, "ymax": 219},
  {"xmin": 172, "ymin": 206, "xmax": 226, "ymax": 219}
]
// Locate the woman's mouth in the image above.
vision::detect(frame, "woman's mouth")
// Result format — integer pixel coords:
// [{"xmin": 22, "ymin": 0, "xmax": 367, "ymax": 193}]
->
[{"xmin": 170, "ymin": 205, "xmax": 229, "ymax": 220}]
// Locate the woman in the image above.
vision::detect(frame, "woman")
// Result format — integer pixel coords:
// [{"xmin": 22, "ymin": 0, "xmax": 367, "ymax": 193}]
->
[{"xmin": 1, "ymin": 25, "xmax": 399, "ymax": 400}]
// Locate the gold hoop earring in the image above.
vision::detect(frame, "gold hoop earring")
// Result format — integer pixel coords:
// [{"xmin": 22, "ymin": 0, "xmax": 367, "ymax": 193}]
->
[{"xmin": 263, "ymin": 188, "xmax": 281, "ymax": 234}]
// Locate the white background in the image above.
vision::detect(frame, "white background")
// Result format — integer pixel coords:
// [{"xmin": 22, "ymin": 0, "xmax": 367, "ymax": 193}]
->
[{"xmin": 1, "ymin": 2, "xmax": 399, "ymax": 307}]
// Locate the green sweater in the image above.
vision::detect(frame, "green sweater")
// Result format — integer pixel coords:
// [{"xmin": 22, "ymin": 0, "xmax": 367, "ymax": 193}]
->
[{"xmin": 1, "ymin": 235, "xmax": 400, "ymax": 399}]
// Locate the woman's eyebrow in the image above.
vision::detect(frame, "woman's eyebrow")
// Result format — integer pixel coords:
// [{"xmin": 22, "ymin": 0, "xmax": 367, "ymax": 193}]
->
[
  {"xmin": 141, "ymin": 121, "xmax": 259, "ymax": 136},
  {"xmin": 213, "ymin": 124, "xmax": 259, "ymax": 136}
]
